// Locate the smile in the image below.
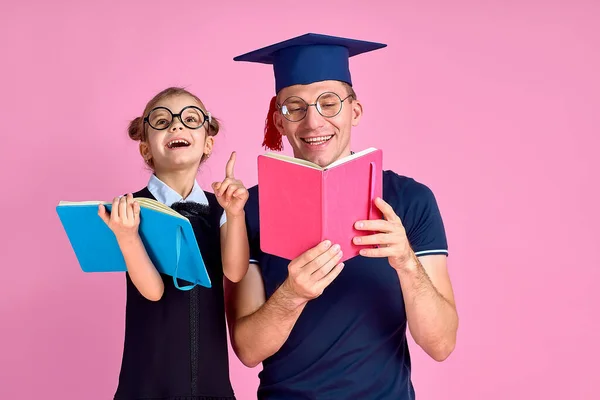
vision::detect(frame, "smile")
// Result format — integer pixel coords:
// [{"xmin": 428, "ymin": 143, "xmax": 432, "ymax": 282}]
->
[
  {"xmin": 301, "ymin": 135, "xmax": 333, "ymax": 145},
  {"xmin": 166, "ymin": 139, "xmax": 190, "ymax": 149}
]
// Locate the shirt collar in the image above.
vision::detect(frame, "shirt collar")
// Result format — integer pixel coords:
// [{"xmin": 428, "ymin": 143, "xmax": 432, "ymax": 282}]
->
[{"xmin": 147, "ymin": 174, "xmax": 208, "ymax": 207}]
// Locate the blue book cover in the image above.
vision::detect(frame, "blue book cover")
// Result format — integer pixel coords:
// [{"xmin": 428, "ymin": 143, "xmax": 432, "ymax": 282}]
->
[{"xmin": 56, "ymin": 198, "xmax": 211, "ymax": 290}]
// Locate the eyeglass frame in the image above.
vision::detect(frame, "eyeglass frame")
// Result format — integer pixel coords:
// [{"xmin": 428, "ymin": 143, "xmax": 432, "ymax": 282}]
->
[
  {"xmin": 143, "ymin": 105, "xmax": 212, "ymax": 131},
  {"xmin": 276, "ymin": 91, "xmax": 355, "ymax": 122}
]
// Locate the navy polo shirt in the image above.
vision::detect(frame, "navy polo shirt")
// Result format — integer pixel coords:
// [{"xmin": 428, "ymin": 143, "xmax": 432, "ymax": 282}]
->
[{"xmin": 244, "ymin": 170, "xmax": 448, "ymax": 399}]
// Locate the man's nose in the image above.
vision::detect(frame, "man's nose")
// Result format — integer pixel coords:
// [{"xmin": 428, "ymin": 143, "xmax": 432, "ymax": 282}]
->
[{"xmin": 302, "ymin": 105, "xmax": 325, "ymax": 130}]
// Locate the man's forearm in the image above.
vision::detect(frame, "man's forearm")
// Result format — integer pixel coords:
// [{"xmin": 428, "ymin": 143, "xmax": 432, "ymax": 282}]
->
[
  {"xmin": 233, "ymin": 281, "xmax": 306, "ymax": 368},
  {"xmin": 397, "ymin": 255, "xmax": 458, "ymax": 361}
]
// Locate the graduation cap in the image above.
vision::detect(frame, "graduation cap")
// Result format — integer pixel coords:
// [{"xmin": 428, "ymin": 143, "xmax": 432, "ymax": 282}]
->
[{"xmin": 234, "ymin": 33, "xmax": 387, "ymax": 151}]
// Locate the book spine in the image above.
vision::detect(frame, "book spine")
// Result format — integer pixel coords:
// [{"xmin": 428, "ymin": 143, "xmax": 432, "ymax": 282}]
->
[
  {"xmin": 368, "ymin": 161, "xmax": 377, "ymax": 220},
  {"xmin": 321, "ymin": 170, "xmax": 326, "ymax": 242}
]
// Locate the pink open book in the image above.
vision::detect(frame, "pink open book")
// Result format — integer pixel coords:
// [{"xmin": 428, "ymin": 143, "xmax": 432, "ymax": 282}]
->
[{"xmin": 257, "ymin": 148, "xmax": 383, "ymax": 262}]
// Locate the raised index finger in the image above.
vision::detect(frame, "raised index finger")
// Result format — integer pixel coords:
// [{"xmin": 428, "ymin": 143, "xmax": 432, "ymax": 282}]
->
[{"xmin": 226, "ymin": 151, "xmax": 236, "ymax": 178}]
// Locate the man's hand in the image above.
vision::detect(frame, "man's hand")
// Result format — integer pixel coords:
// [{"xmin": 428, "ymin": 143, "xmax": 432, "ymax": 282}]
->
[
  {"xmin": 281, "ymin": 240, "xmax": 345, "ymax": 307},
  {"xmin": 353, "ymin": 197, "xmax": 416, "ymax": 271}
]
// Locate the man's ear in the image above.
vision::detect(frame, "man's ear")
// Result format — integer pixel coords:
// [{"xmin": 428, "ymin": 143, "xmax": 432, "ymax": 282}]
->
[
  {"xmin": 274, "ymin": 111, "xmax": 286, "ymax": 137},
  {"xmin": 351, "ymin": 99, "xmax": 363, "ymax": 127}
]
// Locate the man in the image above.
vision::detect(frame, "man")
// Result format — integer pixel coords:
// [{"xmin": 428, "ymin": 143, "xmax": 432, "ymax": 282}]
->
[{"xmin": 226, "ymin": 33, "xmax": 458, "ymax": 399}]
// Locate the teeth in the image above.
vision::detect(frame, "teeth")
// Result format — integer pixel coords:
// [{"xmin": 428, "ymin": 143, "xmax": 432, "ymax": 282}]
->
[
  {"xmin": 303, "ymin": 135, "xmax": 333, "ymax": 144},
  {"xmin": 167, "ymin": 139, "xmax": 190, "ymax": 148}
]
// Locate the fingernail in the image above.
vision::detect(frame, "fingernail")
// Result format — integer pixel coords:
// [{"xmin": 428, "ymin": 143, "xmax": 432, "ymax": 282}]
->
[
  {"xmin": 356, "ymin": 222, "xmax": 364, "ymax": 228},
  {"xmin": 340, "ymin": 263, "xmax": 345, "ymax": 269},
  {"xmin": 332, "ymin": 244, "xmax": 340, "ymax": 252},
  {"xmin": 323, "ymin": 240, "xmax": 331, "ymax": 248},
  {"xmin": 354, "ymin": 237, "xmax": 361, "ymax": 244},
  {"xmin": 360, "ymin": 249, "xmax": 367, "ymax": 256}
]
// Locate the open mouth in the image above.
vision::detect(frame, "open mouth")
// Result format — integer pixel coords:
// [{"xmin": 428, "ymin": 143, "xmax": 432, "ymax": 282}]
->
[
  {"xmin": 166, "ymin": 139, "xmax": 190, "ymax": 149},
  {"xmin": 300, "ymin": 135, "xmax": 334, "ymax": 146}
]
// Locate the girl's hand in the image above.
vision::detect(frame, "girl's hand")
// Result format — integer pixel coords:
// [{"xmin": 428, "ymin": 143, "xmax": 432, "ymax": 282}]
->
[
  {"xmin": 212, "ymin": 152, "xmax": 249, "ymax": 217},
  {"xmin": 98, "ymin": 193, "xmax": 141, "ymax": 243}
]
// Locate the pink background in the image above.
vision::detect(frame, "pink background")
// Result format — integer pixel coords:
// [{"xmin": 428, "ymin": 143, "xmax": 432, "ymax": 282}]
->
[{"xmin": 1, "ymin": 0, "xmax": 598, "ymax": 399}]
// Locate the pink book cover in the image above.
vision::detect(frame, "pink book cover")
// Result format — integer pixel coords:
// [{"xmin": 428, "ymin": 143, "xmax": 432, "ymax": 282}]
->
[{"xmin": 257, "ymin": 148, "xmax": 383, "ymax": 262}]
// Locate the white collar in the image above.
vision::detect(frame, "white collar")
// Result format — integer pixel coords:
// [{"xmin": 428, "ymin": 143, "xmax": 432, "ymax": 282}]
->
[{"xmin": 147, "ymin": 174, "xmax": 208, "ymax": 207}]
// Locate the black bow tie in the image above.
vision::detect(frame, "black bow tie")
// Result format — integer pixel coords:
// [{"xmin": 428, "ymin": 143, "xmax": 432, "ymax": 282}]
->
[{"xmin": 170, "ymin": 201, "xmax": 210, "ymax": 219}]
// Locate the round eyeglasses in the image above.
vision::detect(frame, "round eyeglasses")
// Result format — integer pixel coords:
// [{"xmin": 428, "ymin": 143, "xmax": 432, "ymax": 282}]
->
[
  {"xmin": 143, "ymin": 106, "xmax": 210, "ymax": 131},
  {"xmin": 278, "ymin": 92, "xmax": 354, "ymax": 122}
]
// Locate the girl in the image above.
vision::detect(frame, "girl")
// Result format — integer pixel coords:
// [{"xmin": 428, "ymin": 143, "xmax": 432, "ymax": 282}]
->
[{"xmin": 98, "ymin": 87, "xmax": 248, "ymax": 400}]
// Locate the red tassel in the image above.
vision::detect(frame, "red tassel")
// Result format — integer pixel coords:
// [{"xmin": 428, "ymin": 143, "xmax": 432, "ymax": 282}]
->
[{"xmin": 262, "ymin": 96, "xmax": 283, "ymax": 151}]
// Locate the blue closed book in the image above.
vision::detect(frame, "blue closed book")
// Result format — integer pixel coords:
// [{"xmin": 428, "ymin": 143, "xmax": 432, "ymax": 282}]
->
[{"xmin": 56, "ymin": 197, "xmax": 211, "ymax": 290}]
